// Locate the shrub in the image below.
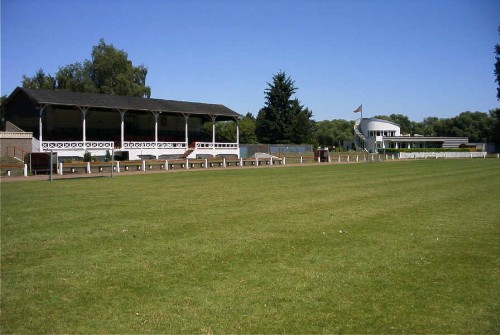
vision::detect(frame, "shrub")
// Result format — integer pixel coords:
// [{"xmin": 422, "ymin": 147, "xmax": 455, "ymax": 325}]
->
[
  {"xmin": 83, "ymin": 151, "xmax": 92, "ymax": 162},
  {"xmin": 381, "ymin": 148, "xmax": 471, "ymax": 153}
]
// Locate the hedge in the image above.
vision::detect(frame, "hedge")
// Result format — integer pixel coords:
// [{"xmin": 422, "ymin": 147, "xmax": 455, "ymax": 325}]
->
[{"xmin": 381, "ymin": 148, "xmax": 473, "ymax": 153}]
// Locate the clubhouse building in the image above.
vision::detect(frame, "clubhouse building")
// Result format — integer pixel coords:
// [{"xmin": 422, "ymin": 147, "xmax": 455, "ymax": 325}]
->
[
  {"xmin": 354, "ymin": 117, "xmax": 469, "ymax": 152},
  {"xmin": 2, "ymin": 87, "xmax": 242, "ymax": 160}
]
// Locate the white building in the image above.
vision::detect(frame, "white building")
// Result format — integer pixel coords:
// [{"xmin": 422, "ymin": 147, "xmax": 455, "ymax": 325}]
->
[{"xmin": 354, "ymin": 117, "xmax": 469, "ymax": 152}]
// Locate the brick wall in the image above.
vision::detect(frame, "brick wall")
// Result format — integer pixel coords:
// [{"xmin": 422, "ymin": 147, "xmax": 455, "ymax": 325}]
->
[{"xmin": 0, "ymin": 137, "xmax": 32, "ymax": 159}]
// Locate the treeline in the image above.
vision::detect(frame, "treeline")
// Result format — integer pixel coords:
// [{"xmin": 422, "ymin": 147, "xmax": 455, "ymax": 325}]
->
[
  {"xmin": 3, "ymin": 39, "xmax": 500, "ymax": 147},
  {"xmin": 212, "ymin": 110, "xmax": 500, "ymax": 147}
]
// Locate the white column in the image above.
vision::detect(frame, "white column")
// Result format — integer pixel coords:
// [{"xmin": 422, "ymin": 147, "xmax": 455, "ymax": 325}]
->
[
  {"xmin": 78, "ymin": 106, "xmax": 90, "ymax": 149},
  {"xmin": 153, "ymin": 111, "xmax": 160, "ymax": 158},
  {"xmin": 119, "ymin": 110, "xmax": 126, "ymax": 148},
  {"xmin": 183, "ymin": 114, "xmax": 190, "ymax": 147},
  {"xmin": 37, "ymin": 105, "xmax": 47, "ymax": 150},
  {"xmin": 236, "ymin": 118, "xmax": 240, "ymax": 146},
  {"xmin": 83, "ymin": 115, "xmax": 86, "ymax": 144},
  {"xmin": 38, "ymin": 111, "xmax": 43, "ymax": 147},
  {"xmin": 236, "ymin": 119, "xmax": 240, "ymax": 158},
  {"xmin": 211, "ymin": 115, "xmax": 217, "ymax": 156},
  {"xmin": 153, "ymin": 112, "xmax": 159, "ymax": 145}
]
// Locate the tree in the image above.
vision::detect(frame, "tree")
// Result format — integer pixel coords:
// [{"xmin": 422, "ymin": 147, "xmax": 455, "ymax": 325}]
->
[
  {"xmin": 490, "ymin": 108, "xmax": 500, "ymax": 144},
  {"xmin": 0, "ymin": 95, "xmax": 7, "ymax": 130},
  {"xmin": 56, "ymin": 61, "xmax": 97, "ymax": 93},
  {"xmin": 495, "ymin": 25, "xmax": 500, "ymax": 101},
  {"xmin": 21, "ymin": 68, "xmax": 56, "ymax": 90},
  {"xmin": 239, "ymin": 113, "xmax": 258, "ymax": 144},
  {"xmin": 409, "ymin": 112, "xmax": 495, "ymax": 142},
  {"xmin": 200, "ymin": 113, "xmax": 258, "ymax": 144},
  {"xmin": 22, "ymin": 39, "xmax": 151, "ymax": 98},
  {"xmin": 374, "ymin": 114, "xmax": 413, "ymax": 134},
  {"xmin": 316, "ymin": 119, "xmax": 354, "ymax": 148},
  {"xmin": 255, "ymin": 71, "xmax": 314, "ymax": 144},
  {"xmin": 88, "ymin": 39, "xmax": 151, "ymax": 97}
]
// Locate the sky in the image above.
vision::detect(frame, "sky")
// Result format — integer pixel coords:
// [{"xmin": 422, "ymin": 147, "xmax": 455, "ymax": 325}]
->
[{"xmin": 1, "ymin": 0, "xmax": 499, "ymax": 122}]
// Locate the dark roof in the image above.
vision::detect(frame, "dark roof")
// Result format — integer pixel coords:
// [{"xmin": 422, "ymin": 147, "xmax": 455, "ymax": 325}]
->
[{"xmin": 11, "ymin": 87, "xmax": 241, "ymax": 119}]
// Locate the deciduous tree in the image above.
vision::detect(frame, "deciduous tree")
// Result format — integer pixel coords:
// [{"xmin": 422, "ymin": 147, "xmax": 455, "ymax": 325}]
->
[
  {"xmin": 21, "ymin": 69, "xmax": 56, "ymax": 90},
  {"xmin": 22, "ymin": 39, "xmax": 151, "ymax": 98}
]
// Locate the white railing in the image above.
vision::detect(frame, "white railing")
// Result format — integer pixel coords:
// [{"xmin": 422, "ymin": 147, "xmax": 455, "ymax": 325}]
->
[
  {"xmin": 399, "ymin": 152, "xmax": 487, "ymax": 159},
  {"xmin": 195, "ymin": 142, "xmax": 238, "ymax": 149},
  {"xmin": 122, "ymin": 141, "xmax": 186, "ymax": 149},
  {"xmin": 0, "ymin": 132, "xmax": 33, "ymax": 139},
  {"xmin": 42, "ymin": 141, "xmax": 114, "ymax": 150}
]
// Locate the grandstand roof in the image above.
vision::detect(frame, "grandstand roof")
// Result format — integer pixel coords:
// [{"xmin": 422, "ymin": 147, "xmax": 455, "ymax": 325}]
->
[{"xmin": 8, "ymin": 87, "xmax": 241, "ymax": 120}]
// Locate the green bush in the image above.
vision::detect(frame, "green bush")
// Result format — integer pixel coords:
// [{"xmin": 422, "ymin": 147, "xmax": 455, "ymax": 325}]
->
[{"xmin": 83, "ymin": 151, "xmax": 92, "ymax": 162}]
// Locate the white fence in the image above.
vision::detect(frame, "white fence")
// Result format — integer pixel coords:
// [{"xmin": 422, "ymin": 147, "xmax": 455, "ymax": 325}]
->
[
  {"xmin": 123, "ymin": 141, "xmax": 186, "ymax": 149},
  {"xmin": 42, "ymin": 141, "xmax": 114, "ymax": 150},
  {"xmin": 399, "ymin": 152, "xmax": 487, "ymax": 159}
]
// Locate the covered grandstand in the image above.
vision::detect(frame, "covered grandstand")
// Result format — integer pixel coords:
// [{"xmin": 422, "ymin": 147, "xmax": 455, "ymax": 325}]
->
[{"xmin": 2, "ymin": 87, "xmax": 242, "ymax": 160}]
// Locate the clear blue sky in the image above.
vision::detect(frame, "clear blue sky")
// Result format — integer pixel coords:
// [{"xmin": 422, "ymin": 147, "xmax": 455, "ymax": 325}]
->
[{"xmin": 2, "ymin": 0, "xmax": 499, "ymax": 121}]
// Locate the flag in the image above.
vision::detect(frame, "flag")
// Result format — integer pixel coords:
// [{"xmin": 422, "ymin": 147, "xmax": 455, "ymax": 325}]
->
[{"xmin": 353, "ymin": 104, "xmax": 362, "ymax": 113}]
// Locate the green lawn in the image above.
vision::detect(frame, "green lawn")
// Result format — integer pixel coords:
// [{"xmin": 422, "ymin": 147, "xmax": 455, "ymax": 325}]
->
[{"xmin": 1, "ymin": 159, "xmax": 499, "ymax": 333}]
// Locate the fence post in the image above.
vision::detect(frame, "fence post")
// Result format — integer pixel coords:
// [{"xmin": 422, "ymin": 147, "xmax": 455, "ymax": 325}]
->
[
  {"xmin": 338, "ymin": 156, "xmax": 341, "ymax": 163},
  {"xmin": 300, "ymin": 156, "xmax": 303, "ymax": 164},
  {"xmin": 317, "ymin": 156, "xmax": 320, "ymax": 163},
  {"xmin": 347, "ymin": 155, "xmax": 350, "ymax": 163},
  {"xmin": 59, "ymin": 162, "xmax": 63, "ymax": 175},
  {"xmin": 223, "ymin": 158, "xmax": 226, "ymax": 168},
  {"xmin": 186, "ymin": 158, "xmax": 189, "ymax": 169},
  {"xmin": 24, "ymin": 164, "xmax": 28, "ymax": 177},
  {"xmin": 256, "ymin": 157, "xmax": 259, "ymax": 166},
  {"xmin": 165, "ymin": 160, "xmax": 169, "ymax": 170},
  {"xmin": 356, "ymin": 155, "xmax": 359, "ymax": 162},
  {"xmin": 283, "ymin": 157, "xmax": 286, "ymax": 165},
  {"xmin": 86, "ymin": 162, "xmax": 91, "ymax": 174},
  {"xmin": 240, "ymin": 158, "xmax": 243, "ymax": 167},
  {"xmin": 116, "ymin": 161, "xmax": 120, "ymax": 173}
]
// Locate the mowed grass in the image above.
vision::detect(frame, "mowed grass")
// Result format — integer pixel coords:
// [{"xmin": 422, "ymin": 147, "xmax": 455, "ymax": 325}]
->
[{"xmin": 1, "ymin": 160, "xmax": 499, "ymax": 333}]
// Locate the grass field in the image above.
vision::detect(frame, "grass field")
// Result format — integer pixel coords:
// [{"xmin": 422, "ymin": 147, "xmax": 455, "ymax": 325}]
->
[{"xmin": 1, "ymin": 159, "xmax": 499, "ymax": 333}]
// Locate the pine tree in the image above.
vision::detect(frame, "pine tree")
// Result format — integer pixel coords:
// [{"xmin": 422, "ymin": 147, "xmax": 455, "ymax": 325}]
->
[{"xmin": 255, "ymin": 71, "xmax": 314, "ymax": 144}]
